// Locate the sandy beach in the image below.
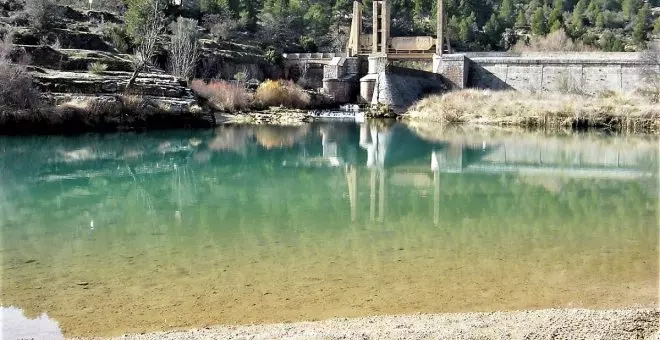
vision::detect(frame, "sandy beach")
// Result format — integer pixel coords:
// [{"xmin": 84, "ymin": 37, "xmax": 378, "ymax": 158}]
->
[{"xmin": 82, "ymin": 308, "xmax": 660, "ymax": 340}]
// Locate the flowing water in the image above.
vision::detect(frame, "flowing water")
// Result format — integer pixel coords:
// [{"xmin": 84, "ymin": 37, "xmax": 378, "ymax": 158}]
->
[{"xmin": 0, "ymin": 122, "xmax": 658, "ymax": 337}]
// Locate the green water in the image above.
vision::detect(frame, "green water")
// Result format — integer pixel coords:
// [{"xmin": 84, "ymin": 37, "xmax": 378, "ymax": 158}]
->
[{"xmin": 1, "ymin": 123, "xmax": 658, "ymax": 337}]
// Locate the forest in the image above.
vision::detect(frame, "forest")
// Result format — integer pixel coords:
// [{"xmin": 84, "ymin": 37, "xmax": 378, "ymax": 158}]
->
[
  {"xmin": 42, "ymin": 0, "xmax": 660, "ymax": 54},
  {"xmin": 108, "ymin": 0, "xmax": 660, "ymax": 53}
]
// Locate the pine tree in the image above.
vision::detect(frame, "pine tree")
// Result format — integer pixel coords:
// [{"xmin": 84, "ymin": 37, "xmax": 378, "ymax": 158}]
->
[
  {"xmin": 498, "ymin": 0, "xmax": 514, "ymax": 24},
  {"xmin": 622, "ymin": 0, "xmax": 642, "ymax": 21},
  {"xmin": 483, "ymin": 12, "xmax": 503, "ymax": 48},
  {"xmin": 447, "ymin": 15, "xmax": 461, "ymax": 41},
  {"xmin": 240, "ymin": 0, "xmax": 261, "ymax": 31},
  {"xmin": 585, "ymin": 0, "xmax": 600, "ymax": 22},
  {"xmin": 548, "ymin": 0, "xmax": 563, "ymax": 32},
  {"xmin": 459, "ymin": 12, "xmax": 476, "ymax": 42},
  {"xmin": 514, "ymin": 9, "xmax": 527, "ymax": 28},
  {"xmin": 595, "ymin": 12, "xmax": 604, "ymax": 29},
  {"xmin": 570, "ymin": 0, "xmax": 586, "ymax": 35},
  {"xmin": 632, "ymin": 3, "xmax": 650, "ymax": 46},
  {"xmin": 531, "ymin": 7, "xmax": 547, "ymax": 35}
]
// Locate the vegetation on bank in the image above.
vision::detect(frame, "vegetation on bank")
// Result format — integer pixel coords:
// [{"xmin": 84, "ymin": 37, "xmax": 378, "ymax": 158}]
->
[
  {"xmin": 190, "ymin": 79, "xmax": 310, "ymax": 112},
  {"xmin": 405, "ymin": 89, "xmax": 660, "ymax": 133}
]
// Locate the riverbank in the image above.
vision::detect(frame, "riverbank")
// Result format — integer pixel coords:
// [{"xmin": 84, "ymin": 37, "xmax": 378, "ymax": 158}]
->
[
  {"xmin": 75, "ymin": 308, "xmax": 659, "ymax": 340},
  {"xmin": 405, "ymin": 89, "xmax": 660, "ymax": 134}
]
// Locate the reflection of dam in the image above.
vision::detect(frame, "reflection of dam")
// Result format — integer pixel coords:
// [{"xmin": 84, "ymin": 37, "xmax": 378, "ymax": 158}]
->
[
  {"xmin": 1, "ymin": 123, "xmax": 656, "ymax": 226},
  {"xmin": 317, "ymin": 123, "xmax": 657, "ymax": 222},
  {"xmin": 316, "ymin": 122, "xmax": 657, "ymax": 179}
]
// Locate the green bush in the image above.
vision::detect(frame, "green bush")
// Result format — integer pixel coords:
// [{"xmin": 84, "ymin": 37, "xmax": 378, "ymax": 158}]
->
[
  {"xmin": 88, "ymin": 62, "xmax": 108, "ymax": 74},
  {"xmin": 103, "ymin": 24, "xmax": 132, "ymax": 53}
]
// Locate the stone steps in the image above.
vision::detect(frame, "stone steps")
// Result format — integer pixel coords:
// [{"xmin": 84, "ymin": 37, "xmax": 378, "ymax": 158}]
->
[{"xmin": 13, "ymin": 45, "xmax": 133, "ymax": 72}]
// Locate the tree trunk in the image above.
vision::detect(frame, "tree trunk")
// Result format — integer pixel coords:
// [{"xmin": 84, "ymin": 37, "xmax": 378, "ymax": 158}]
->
[{"xmin": 126, "ymin": 64, "xmax": 144, "ymax": 92}]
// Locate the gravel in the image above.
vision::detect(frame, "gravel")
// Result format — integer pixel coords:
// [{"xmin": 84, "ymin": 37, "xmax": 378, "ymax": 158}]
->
[{"xmin": 93, "ymin": 308, "xmax": 660, "ymax": 340}]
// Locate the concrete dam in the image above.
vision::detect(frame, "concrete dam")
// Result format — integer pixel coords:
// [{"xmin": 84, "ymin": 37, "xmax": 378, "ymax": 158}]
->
[{"xmin": 283, "ymin": 0, "xmax": 658, "ymax": 110}]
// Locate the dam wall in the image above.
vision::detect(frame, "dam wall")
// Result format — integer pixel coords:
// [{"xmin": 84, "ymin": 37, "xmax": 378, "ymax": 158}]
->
[
  {"xmin": 441, "ymin": 52, "xmax": 655, "ymax": 94},
  {"xmin": 316, "ymin": 52, "xmax": 657, "ymax": 107}
]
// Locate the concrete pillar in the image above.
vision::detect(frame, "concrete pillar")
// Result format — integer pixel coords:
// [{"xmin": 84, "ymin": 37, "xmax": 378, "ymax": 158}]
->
[
  {"xmin": 433, "ymin": 54, "xmax": 443, "ymax": 74},
  {"xmin": 367, "ymin": 55, "xmax": 388, "ymax": 74},
  {"xmin": 347, "ymin": 1, "xmax": 362, "ymax": 56},
  {"xmin": 381, "ymin": 0, "xmax": 390, "ymax": 54},
  {"xmin": 434, "ymin": 54, "xmax": 468, "ymax": 89},
  {"xmin": 372, "ymin": 1, "xmax": 379, "ymax": 53},
  {"xmin": 360, "ymin": 55, "xmax": 387, "ymax": 103},
  {"xmin": 436, "ymin": 0, "xmax": 443, "ymax": 55}
]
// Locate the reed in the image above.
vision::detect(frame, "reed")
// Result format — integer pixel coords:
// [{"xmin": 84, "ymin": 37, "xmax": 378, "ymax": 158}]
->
[{"xmin": 405, "ymin": 89, "xmax": 660, "ymax": 133}]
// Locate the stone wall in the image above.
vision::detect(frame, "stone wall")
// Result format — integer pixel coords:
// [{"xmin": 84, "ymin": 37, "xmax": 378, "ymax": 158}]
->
[
  {"xmin": 323, "ymin": 57, "xmax": 362, "ymax": 103},
  {"xmin": 454, "ymin": 52, "xmax": 656, "ymax": 94},
  {"xmin": 374, "ymin": 66, "xmax": 446, "ymax": 110},
  {"xmin": 433, "ymin": 54, "xmax": 467, "ymax": 89}
]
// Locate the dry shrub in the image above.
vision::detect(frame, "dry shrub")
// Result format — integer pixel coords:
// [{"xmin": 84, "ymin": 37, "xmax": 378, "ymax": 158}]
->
[
  {"xmin": 512, "ymin": 29, "xmax": 594, "ymax": 52},
  {"xmin": 119, "ymin": 94, "xmax": 147, "ymax": 112},
  {"xmin": 254, "ymin": 80, "xmax": 310, "ymax": 109},
  {"xmin": 0, "ymin": 33, "xmax": 40, "ymax": 111},
  {"xmin": 406, "ymin": 89, "xmax": 660, "ymax": 133},
  {"xmin": 24, "ymin": 0, "xmax": 55, "ymax": 29},
  {"xmin": 190, "ymin": 79, "xmax": 250, "ymax": 112}
]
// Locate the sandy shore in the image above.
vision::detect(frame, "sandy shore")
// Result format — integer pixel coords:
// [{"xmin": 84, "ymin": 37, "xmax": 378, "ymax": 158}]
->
[{"xmin": 81, "ymin": 308, "xmax": 660, "ymax": 340}]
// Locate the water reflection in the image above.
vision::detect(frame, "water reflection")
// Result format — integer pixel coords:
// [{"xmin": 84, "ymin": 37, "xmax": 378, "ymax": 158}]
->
[
  {"xmin": 0, "ymin": 124, "xmax": 657, "ymax": 337},
  {"xmin": 0, "ymin": 307, "xmax": 63, "ymax": 340}
]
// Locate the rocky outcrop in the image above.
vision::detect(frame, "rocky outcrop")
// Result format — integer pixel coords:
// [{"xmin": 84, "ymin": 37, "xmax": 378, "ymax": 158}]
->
[
  {"xmin": 0, "ymin": 4, "xmax": 216, "ymax": 133},
  {"xmin": 32, "ymin": 70, "xmax": 193, "ymax": 98},
  {"xmin": 197, "ymin": 39, "xmax": 282, "ymax": 80}
]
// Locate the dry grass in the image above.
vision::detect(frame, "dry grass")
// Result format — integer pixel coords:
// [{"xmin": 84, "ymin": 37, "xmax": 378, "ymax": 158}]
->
[
  {"xmin": 0, "ymin": 32, "xmax": 40, "ymax": 112},
  {"xmin": 254, "ymin": 80, "xmax": 311, "ymax": 109},
  {"xmin": 512, "ymin": 29, "xmax": 594, "ymax": 53},
  {"xmin": 406, "ymin": 89, "xmax": 660, "ymax": 133},
  {"xmin": 190, "ymin": 79, "xmax": 250, "ymax": 112},
  {"xmin": 88, "ymin": 62, "xmax": 109, "ymax": 74}
]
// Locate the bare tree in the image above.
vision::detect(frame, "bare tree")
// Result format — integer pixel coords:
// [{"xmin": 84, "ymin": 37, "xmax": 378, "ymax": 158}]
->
[
  {"xmin": 24, "ymin": 0, "xmax": 55, "ymax": 29},
  {"xmin": 169, "ymin": 17, "xmax": 199, "ymax": 80},
  {"xmin": 127, "ymin": 0, "xmax": 165, "ymax": 90},
  {"xmin": 0, "ymin": 31, "xmax": 40, "ymax": 110}
]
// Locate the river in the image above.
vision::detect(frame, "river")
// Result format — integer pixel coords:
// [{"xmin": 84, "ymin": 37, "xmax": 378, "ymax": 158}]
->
[{"xmin": 0, "ymin": 122, "xmax": 658, "ymax": 337}]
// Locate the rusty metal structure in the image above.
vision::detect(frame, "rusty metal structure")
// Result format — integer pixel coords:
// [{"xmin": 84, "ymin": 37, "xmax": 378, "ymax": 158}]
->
[{"xmin": 346, "ymin": 0, "xmax": 449, "ymax": 59}]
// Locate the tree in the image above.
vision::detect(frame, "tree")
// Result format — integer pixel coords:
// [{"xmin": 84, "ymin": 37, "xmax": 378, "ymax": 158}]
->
[
  {"xmin": 514, "ymin": 9, "xmax": 527, "ymax": 28},
  {"xmin": 595, "ymin": 12, "xmax": 604, "ymax": 29},
  {"xmin": 498, "ymin": 0, "xmax": 514, "ymax": 25},
  {"xmin": 24, "ymin": 0, "xmax": 55, "ymax": 29},
  {"xmin": 569, "ymin": 0, "xmax": 586, "ymax": 36},
  {"xmin": 622, "ymin": 0, "xmax": 642, "ymax": 20},
  {"xmin": 483, "ymin": 13, "xmax": 503, "ymax": 49},
  {"xmin": 0, "ymin": 31, "xmax": 40, "ymax": 111},
  {"xmin": 548, "ymin": 0, "xmax": 564, "ymax": 32},
  {"xmin": 459, "ymin": 12, "xmax": 477, "ymax": 43},
  {"xmin": 531, "ymin": 7, "xmax": 548, "ymax": 36},
  {"xmin": 632, "ymin": 3, "xmax": 650, "ymax": 47},
  {"xmin": 599, "ymin": 30, "xmax": 624, "ymax": 51},
  {"xmin": 240, "ymin": 0, "xmax": 261, "ymax": 31},
  {"xmin": 169, "ymin": 17, "xmax": 200, "ymax": 80},
  {"xmin": 654, "ymin": 17, "xmax": 660, "ymax": 35},
  {"xmin": 125, "ymin": 0, "xmax": 166, "ymax": 89}
]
